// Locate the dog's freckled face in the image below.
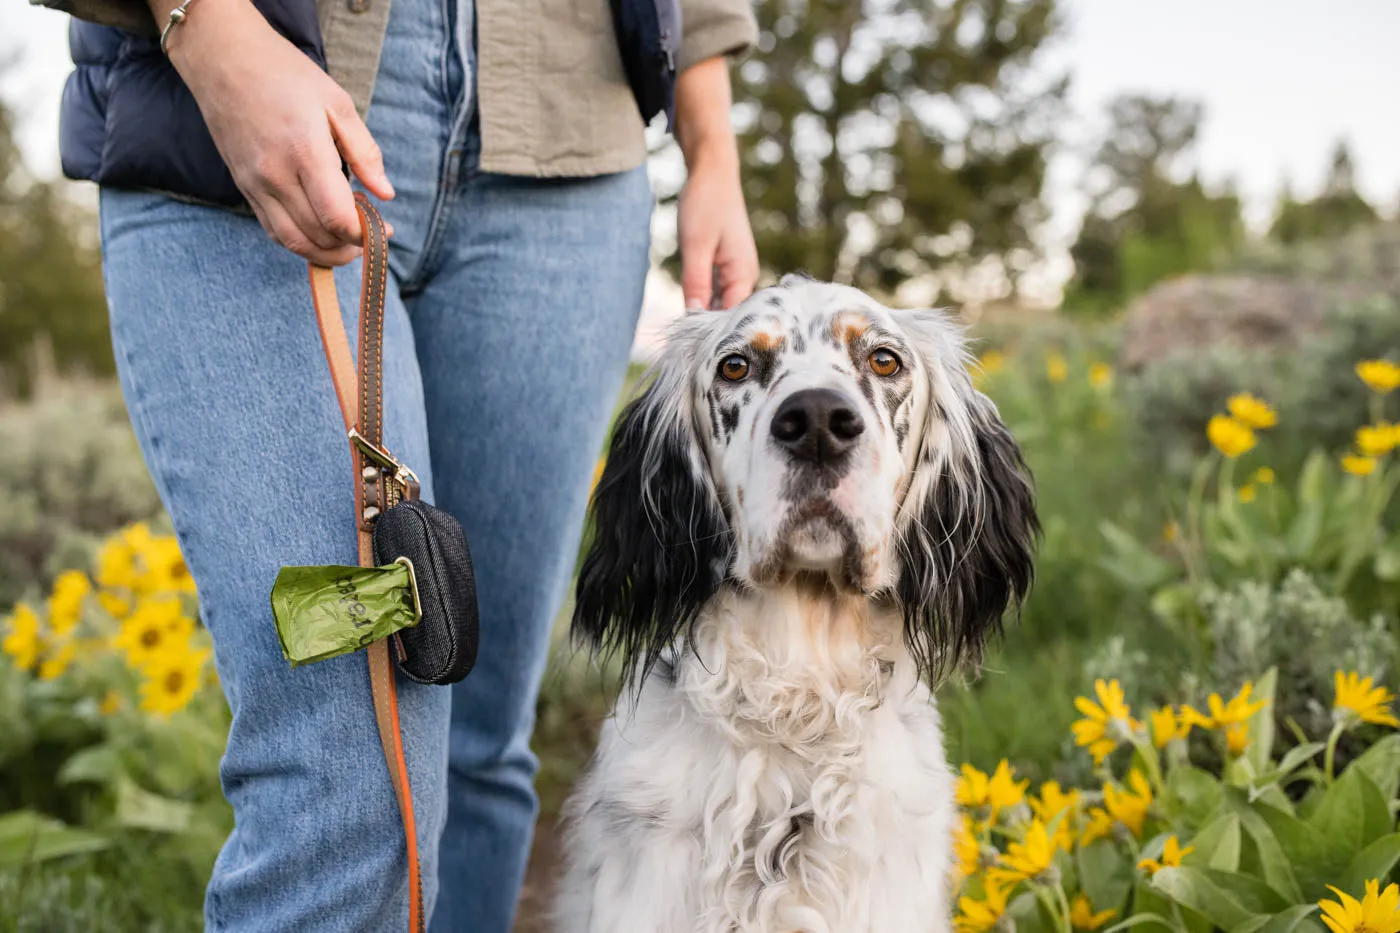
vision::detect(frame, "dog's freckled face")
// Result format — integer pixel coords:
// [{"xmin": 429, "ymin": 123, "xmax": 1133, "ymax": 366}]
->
[{"xmin": 696, "ymin": 289, "xmax": 925, "ymax": 593}]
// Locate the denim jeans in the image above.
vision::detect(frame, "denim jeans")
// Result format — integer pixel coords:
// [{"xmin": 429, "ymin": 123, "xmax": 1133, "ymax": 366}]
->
[{"xmin": 97, "ymin": 0, "xmax": 652, "ymax": 925}]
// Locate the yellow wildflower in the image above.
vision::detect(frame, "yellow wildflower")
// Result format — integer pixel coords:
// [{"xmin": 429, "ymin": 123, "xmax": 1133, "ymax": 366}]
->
[
  {"xmin": 1031, "ymin": 781, "xmax": 1081, "ymax": 852},
  {"xmin": 115, "ymin": 598, "xmax": 195, "ymax": 671},
  {"xmin": 1150, "ymin": 705, "xmax": 1190, "ymax": 748},
  {"xmin": 2, "ymin": 603, "xmax": 43, "ymax": 671},
  {"xmin": 99, "ymin": 691, "xmax": 124, "ymax": 715},
  {"xmin": 1342, "ymin": 454, "xmax": 1378, "ymax": 477},
  {"xmin": 95, "ymin": 530, "xmax": 142, "ymax": 591},
  {"xmin": 1088, "ymin": 362, "xmax": 1113, "ymax": 389},
  {"xmin": 1238, "ymin": 484, "xmax": 1257, "ymax": 503},
  {"xmin": 1163, "ymin": 520, "xmax": 1181, "ymax": 544},
  {"xmin": 98, "ymin": 591, "xmax": 132, "ymax": 620},
  {"xmin": 954, "ymin": 877, "xmax": 1013, "ymax": 933},
  {"xmin": 1253, "ymin": 467, "xmax": 1276, "ymax": 485},
  {"xmin": 1318, "ymin": 879, "xmax": 1400, "ymax": 933},
  {"xmin": 1334, "ymin": 672, "xmax": 1399, "ymax": 729},
  {"xmin": 1356, "ymin": 423, "xmax": 1399, "ymax": 458},
  {"xmin": 1228, "ymin": 393, "xmax": 1278, "ymax": 429},
  {"xmin": 1226, "ymin": 722, "xmax": 1251, "ymax": 756},
  {"xmin": 1080, "ymin": 806, "xmax": 1115, "ymax": 847},
  {"xmin": 1092, "ymin": 770, "xmax": 1153, "ymax": 839},
  {"xmin": 1072, "ymin": 678, "xmax": 1141, "ymax": 764},
  {"xmin": 988, "ymin": 820, "xmax": 1057, "ymax": 887},
  {"xmin": 1181, "ymin": 681, "xmax": 1267, "ymax": 730},
  {"xmin": 1046, "ymin": 352, "xmax": 1068, "ymax": 384},
  {"xmin": 980, "ymin": 349, "xmax": 1007, "ymax": 375},
  {"xmin": 47, "ymin": 570, "xmax": 91, "ymax": 637},
  {"xmin": 38, "ymin": 639, "xmax": 76, "ymax": 681},
  {"xmin": 1355, "ymin": 360, "xmax": 1400, "ymax": 395},
  {"xmin": 1207, "ymin": 415, "xmax": 1257, "ymax": 459},
  {"xmin": 952, "ymin": 814, "xmax": 981, "ymax": 882},
  {"xmin": 1139, "ymin": 835, "xmax": 1194, "ymax": 875},
  {"xmin": 956, "ymin": 760, "xmax": 1028, "ymax": 823},
  {"xmin": 139, "ymin": 646, "xmax": 210, "ymax": 717},
  {"xmin": 1070, "ymin": 894, "xmax": 1117, "ymax": 931},
  {"xmin": 138, "ymin": 535, "xmax": 196, "ymax": 596}
]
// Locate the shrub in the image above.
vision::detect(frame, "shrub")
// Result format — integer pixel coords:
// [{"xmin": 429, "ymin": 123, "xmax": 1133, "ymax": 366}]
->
[
  {"xmin": 0, "ymin": 384, "xmax": 163, "ymax": 608},
  {"xmin": 954, "ymin": 672, "xmax": 1400, "ymax": 933}
]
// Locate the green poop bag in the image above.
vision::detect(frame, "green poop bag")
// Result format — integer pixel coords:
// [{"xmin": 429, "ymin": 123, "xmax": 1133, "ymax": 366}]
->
[{"xmin": 271, "ymin": 560, "xmax": 420, "ymax": 668}]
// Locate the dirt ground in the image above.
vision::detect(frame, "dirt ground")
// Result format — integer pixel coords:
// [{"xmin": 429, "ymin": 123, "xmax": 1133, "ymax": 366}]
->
[{"xmin": 514, "ymin": 818, "xmax": 561, "ymax": 933}]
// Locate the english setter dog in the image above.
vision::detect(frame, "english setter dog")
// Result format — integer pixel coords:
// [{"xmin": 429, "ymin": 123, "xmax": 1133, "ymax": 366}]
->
[{"xmin": 556, "ymin": 276, "xmax": 1038, "ymax": 933}]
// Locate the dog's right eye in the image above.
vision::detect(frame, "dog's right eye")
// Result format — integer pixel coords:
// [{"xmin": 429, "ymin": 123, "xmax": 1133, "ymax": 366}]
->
[{"xmin": 719, "ymin": 355, "xmax": 750, "ymax": 382}]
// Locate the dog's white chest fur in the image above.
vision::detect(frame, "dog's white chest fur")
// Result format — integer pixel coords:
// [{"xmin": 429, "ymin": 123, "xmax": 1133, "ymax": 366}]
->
[{"xmin": 556, "ymin": 589, "xmax": 956, "ymax": 933}]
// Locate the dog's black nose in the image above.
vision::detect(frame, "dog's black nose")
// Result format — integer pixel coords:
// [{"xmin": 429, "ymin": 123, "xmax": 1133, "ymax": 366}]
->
[{"xmin": 770, "ymin": 388, "xmax": 865, "ymax": 464}]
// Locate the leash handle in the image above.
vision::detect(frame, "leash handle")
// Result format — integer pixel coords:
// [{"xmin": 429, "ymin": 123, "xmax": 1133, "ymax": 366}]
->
[{"xmin": 307, "ymin": 192, "xmax": 425, "ymax": 933}]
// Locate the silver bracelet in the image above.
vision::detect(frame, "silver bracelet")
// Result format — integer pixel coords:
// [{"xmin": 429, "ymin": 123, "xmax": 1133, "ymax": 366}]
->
[{"xmin": 159, "ymin": 0, "xmax": 202, "ymax": 56}]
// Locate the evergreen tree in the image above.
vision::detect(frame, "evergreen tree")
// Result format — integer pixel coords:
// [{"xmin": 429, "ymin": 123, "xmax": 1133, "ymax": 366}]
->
[
  {"xmin": 1269, "ymin": 140, "xmax": 1378, "ymax": 245},
  {"xmin": 0, "ymin": 88, "xmax": 110, "ymax": 397},
  {"xmin": 692, "ymin": 0, "xmax": 1067, "ymax": 300}
]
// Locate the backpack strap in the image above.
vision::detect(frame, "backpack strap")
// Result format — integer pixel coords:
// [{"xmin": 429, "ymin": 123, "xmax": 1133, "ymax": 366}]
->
[{"xmin": 307, "ymin": 192, "xmax": 425, "ymax": 933}]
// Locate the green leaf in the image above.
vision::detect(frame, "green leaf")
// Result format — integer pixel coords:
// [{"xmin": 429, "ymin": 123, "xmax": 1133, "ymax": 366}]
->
[
  {"xmin": 0, "ymin": 810, "xmax": 110, "ymax": 868},
  {"xmin": 1099, "ymin": 521, "xmax": 1176, "ymax": 591},
  {"xmin": 1374, "ymin": 532, "xmax": 1400, "ymax": 581},
  {"xmin": 115, "ymin": 778, "xmax": 193, "ymax": 833},
  {"xmin": 1337, "ymin": 833, "xmax": 1400, "ymax": 896},
  {"xmin": 57, "ymin": 743, "xmax": 122, "ymax": 785},
  {"xmin": 1188, "ymin": 814, "xmax": 1242, "ymax": 872},
  {"xmin": 1251, "ymin": 905, "xmax": 1320, "ymax": 933},
  {"xmin": 1007, "ymin": 888, "xmax": 1055, "ymax": 933},
  {"xmin": 1307, "ymin": 765, "xmax": 1393, "ymax": 853},
  {"xmin": 1349, "ymin": 734, "xmax": 1400, "ymax": 801},
  {"xmin": 1103, "ymin": 915, "xmax": 1178, "ymax": 933},
  {"xmin": 1253, "ymin": 800, "xmax": 1341, "ymax": 900},
  {"xmin": 1254, "ymin": 743, "xmax": 1326, "ymax": 791},
  {"xmin": 1284, "ymin": 499, "xmax": 1326, "ymax": 561},
  {"xmin": 1078, "ymin": 837, "xmax": 1135, "ymax": 913},
  {"xmin": 1223, "ymin": 790, "xmax": 1306, "ymax": 902},
  {"xmin": 1167, "ymin": 765, "xmax": 1225, "ymax": 831},
  {"xmin": 1151, "ymin": 866, "xmax": 1283, "ymax": 930},
  {"xmin": 1246, "ymin": 668, "xmax": 1278, "ymax": 774}
]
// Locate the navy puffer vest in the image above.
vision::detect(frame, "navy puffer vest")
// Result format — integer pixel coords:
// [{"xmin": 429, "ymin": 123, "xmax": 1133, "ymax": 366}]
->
[{"xmin": 60, "ymin": 1, "xmax": 325, "ymax": 208}]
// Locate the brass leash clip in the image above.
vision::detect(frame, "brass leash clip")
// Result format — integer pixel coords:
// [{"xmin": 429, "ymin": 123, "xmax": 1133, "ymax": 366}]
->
[{"xmin": 349, "ymin": 428, "xmax": 421, "ymax": 520}]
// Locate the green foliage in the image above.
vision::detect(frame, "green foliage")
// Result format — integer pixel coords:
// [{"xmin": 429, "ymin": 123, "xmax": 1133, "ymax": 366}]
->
[
  {"xmin": 0, "ymin": 88, "xmax": 111, "ymax": 397},
  {"xmin": 1123, "ymin": 296, "xmax": 1400, "ymax": 479},
  {"xmin": 723, "ymin": 0, "xmax": 1065, "ymax": 296},
  {"xmin": 0, "ymin": 385, "xmax": 163, "ymax": 608},
  {"xmin": 1270, "ymin": 142, "xmax": 1380, "ymax": 247},
  {"xmin": 1066, "ymin": 95, "xmax": 1244, "ymax": 314}
]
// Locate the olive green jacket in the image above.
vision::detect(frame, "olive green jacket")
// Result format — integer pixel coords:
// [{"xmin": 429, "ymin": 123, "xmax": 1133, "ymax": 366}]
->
[{"xmin": 35, "ymin": 0, "xmax": 757, "ymax": 177}]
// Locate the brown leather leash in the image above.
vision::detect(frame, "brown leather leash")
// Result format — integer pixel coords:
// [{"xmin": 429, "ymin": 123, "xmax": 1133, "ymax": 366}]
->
[{"xmin": 307, "ymin": 192, "xmax": 425, "ymax": 933}]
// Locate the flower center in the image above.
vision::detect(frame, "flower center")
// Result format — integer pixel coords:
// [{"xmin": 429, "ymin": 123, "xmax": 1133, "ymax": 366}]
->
[
  {"xmin": 165, "ymin": 671, "xmax": 185, "ymax": 694},
  {"xmin": 140, "ymin": 629, "xmax": 162, "ymax": 649}
]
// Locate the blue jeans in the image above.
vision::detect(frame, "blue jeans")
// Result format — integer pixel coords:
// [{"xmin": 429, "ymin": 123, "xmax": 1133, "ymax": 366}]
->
[{"xmin": 97, "ymin": 0, "xmax": 652, "ymax": 925}]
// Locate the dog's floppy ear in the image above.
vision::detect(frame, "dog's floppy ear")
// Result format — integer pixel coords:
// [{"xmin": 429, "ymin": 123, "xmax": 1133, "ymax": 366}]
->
[
  {"xmin": 893, "ymin": 311, "xmax": 1039, "ymax": 681},
  {"xmin": 573, "ymin": 366, "xmax": 731, "ymax": 683}
]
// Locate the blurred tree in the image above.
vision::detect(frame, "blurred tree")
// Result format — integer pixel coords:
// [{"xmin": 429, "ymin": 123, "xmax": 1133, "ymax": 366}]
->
[
  {"xmin": 1066, "ymin": 94, "xmax": 1242, "ymax": 314},
  {"xmin": 1269, "ymin": 140, "xmax": 1378, "ymax": 245},
  {"xmin": 694, "ymin": 0, "xmax": 1066, "ymax": 300},
  {"xmin": 0, "ymin": 85, "xmax": 111, "ymax": 398}
]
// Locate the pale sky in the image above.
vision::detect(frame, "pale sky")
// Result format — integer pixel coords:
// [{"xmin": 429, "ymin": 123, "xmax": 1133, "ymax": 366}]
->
[{"xmin": 4, "ymin": 0, "xmax": 1399, "ymax": 313}]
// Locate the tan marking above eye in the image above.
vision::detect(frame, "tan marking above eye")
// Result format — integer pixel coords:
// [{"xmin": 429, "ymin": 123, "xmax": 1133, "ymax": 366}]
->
[
  {"xmin": 869, "ymin": 349, "xmax": 901, "ymax": 377},
  {"xmin": 750, "ymin": 331, "xmax": 784, "ymax": 352},
  {"xmin": 720, "ymin": 354, "xmax": 750, "ymax": 382},
  {"xmin": 830, "ymin": 311, "xmax": 870, "ymax": 345}
]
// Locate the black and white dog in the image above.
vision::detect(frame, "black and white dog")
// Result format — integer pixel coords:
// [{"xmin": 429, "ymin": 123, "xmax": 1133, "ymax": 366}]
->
[{"xmin": 556, "ymin": 276, "xmax": 1038, "ymax": 932}]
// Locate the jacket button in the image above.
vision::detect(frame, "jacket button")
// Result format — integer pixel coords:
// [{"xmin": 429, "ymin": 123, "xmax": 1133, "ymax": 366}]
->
[{"xmin": 347, "ymin": 0, "xmax": 370, "ymax": 11}]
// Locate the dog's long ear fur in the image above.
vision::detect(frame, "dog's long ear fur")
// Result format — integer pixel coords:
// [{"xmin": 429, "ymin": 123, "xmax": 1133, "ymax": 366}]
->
[
  {"xmin": 894, "ymin": 311, "xmax": 1039, "ymax": 681},
  {"xmin": 573, "ymin": 326, "xmax": 731, "ymax": 684}
]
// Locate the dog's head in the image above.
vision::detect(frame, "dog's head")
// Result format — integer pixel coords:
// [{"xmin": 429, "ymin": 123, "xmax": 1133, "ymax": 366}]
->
[{"xmin": 575, "ymin": 276, "xmax": 1038, "ymax": 681}]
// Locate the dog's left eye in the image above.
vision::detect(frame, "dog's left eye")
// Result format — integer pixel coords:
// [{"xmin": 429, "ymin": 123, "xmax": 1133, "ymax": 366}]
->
[
  {"xmin": 719, "ymin": 355, "xmax": 750, "ymax": 382},
  {"xmin": 869, "ymin": 349, "xmax": 901, "ymax": 377}
]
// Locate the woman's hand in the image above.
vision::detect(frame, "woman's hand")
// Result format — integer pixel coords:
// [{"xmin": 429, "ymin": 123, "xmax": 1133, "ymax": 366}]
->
[
  {"xmin": 155, "ymin": 0, "xmax": 394, "ymax": 265},
  {"xmin": 675, "ymin": 57, "xmax": 758, "ymax": 310}
]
